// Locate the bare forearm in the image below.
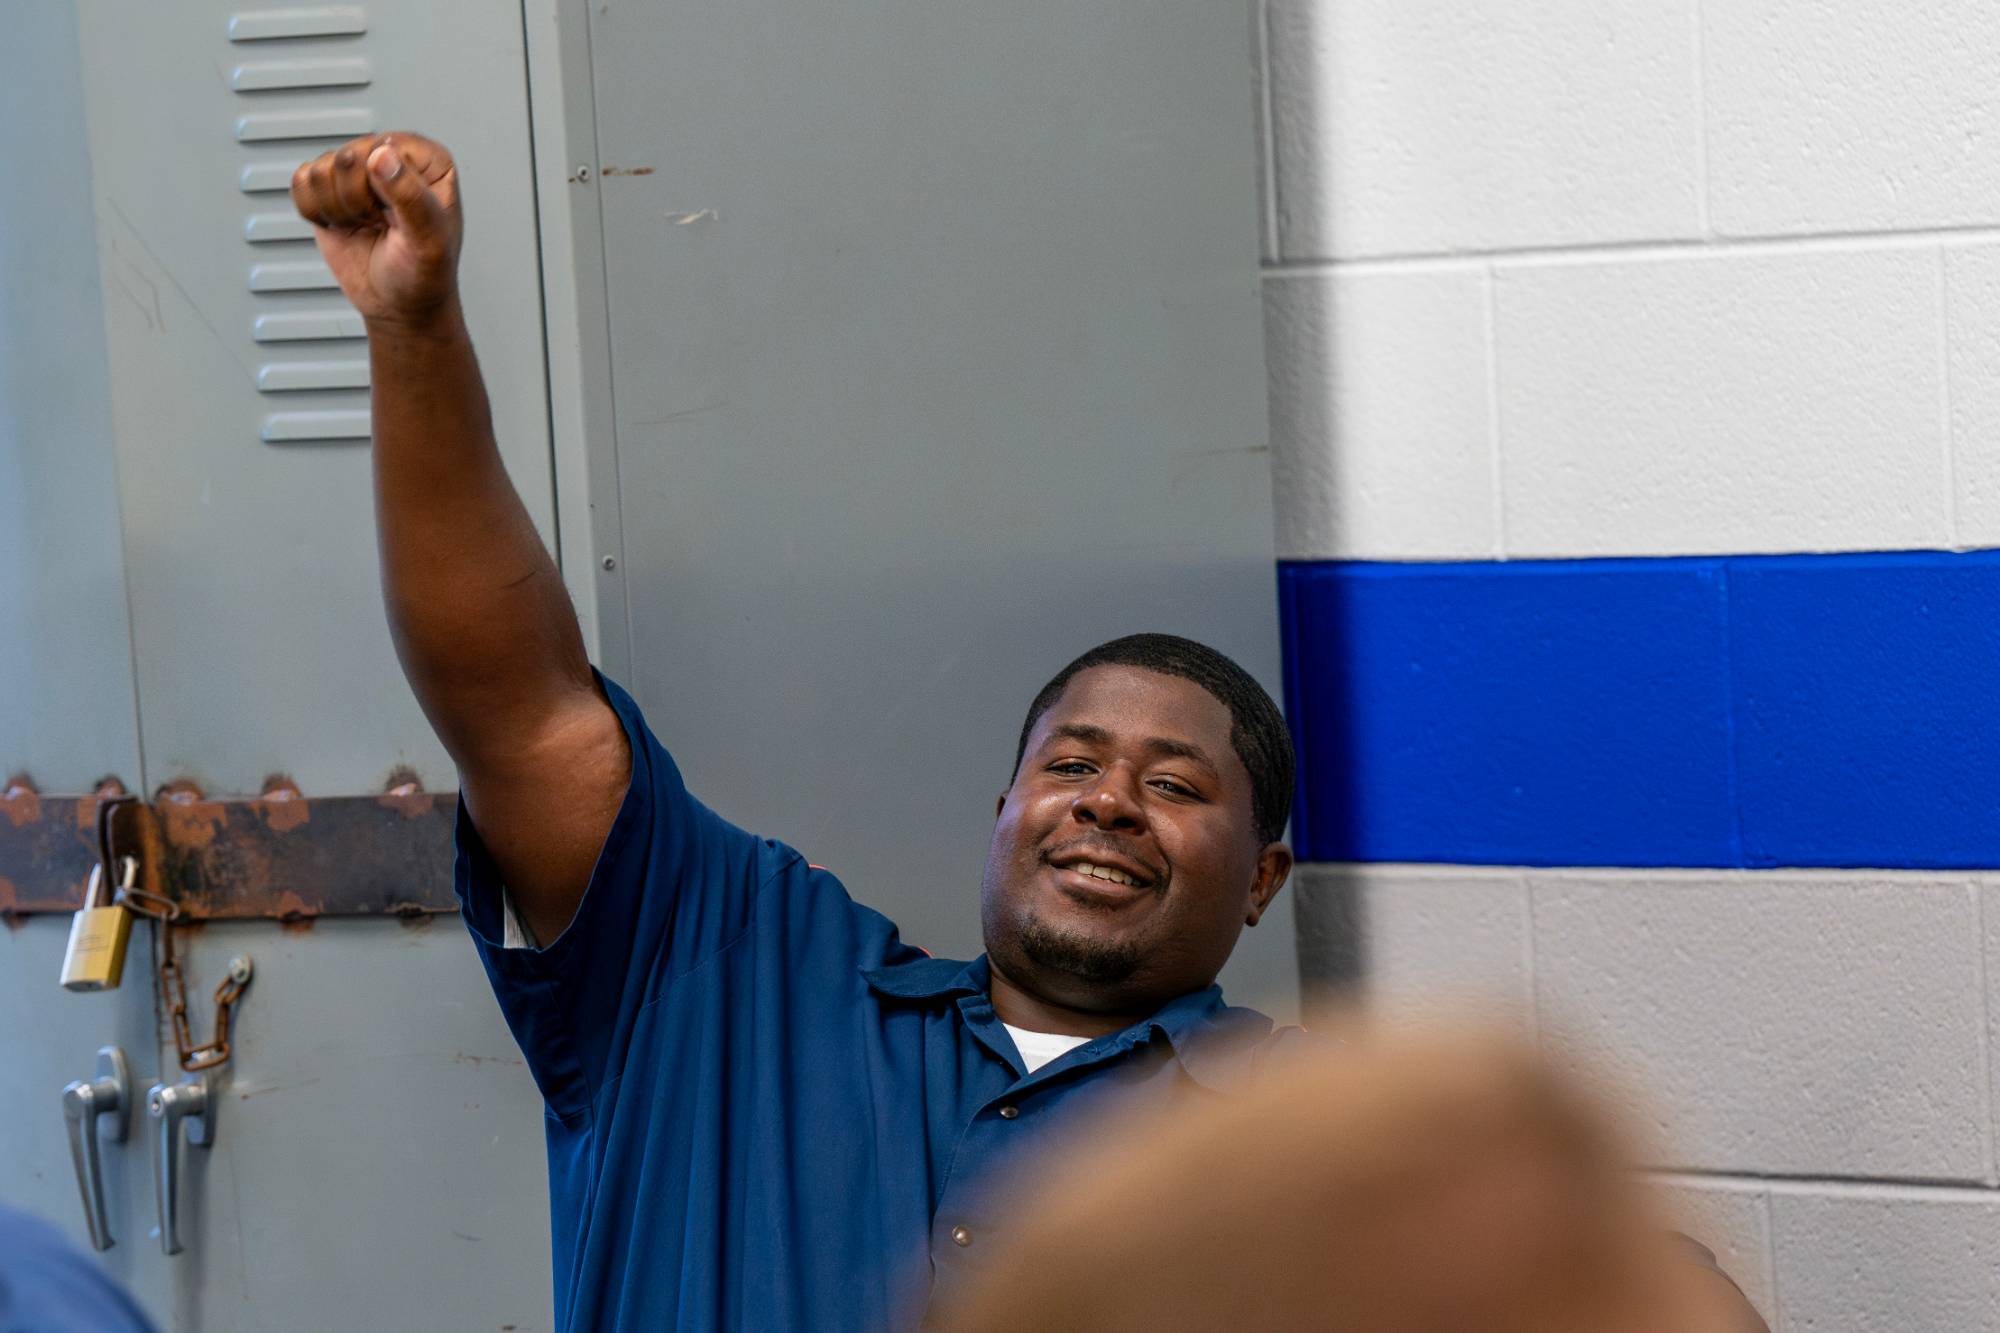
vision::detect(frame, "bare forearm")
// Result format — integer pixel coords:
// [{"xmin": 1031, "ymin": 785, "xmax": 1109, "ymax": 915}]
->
[
  {"xmin": 367, "ymin": 302, "xmax": 593, "ymax": 768},
  {"xmin": 296, "ymin": 132, "xmax": 624, "ymax": 931}
]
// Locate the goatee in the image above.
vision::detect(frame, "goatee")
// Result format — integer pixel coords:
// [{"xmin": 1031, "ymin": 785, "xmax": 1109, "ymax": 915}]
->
[{"xmin": 1018, "ymin": 915, "xmax": 1142, "ymax": 984}]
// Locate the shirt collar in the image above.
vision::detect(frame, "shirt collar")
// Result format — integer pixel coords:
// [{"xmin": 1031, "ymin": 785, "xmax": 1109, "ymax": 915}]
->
[{"xmin": 861, "ymin": 953, "xmax": 1278, "ymax": 1093}]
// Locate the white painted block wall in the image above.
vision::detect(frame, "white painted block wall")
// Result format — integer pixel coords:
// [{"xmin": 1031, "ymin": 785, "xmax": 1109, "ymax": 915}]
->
[{"xmin": 1258, "ymin": 3, "xmax": 2000, "ymax": 1325}]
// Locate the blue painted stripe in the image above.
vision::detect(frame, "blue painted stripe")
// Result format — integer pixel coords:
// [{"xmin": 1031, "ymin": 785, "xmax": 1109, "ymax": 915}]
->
[{"xmin": 1279, "ymin": 551, "xmax": 2000, "ymax": 869}]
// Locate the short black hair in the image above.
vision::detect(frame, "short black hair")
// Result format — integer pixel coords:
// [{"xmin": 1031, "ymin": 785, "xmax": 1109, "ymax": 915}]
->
[{"xmin": 1012, "ymin": 633, "xmax": 1294, "ymax": 846}]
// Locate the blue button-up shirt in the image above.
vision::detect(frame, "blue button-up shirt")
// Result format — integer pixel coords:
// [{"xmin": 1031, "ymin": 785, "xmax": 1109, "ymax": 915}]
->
[{"xmin": 457, "ymin": 675, "xmax": 1297, "ymax": 1332}]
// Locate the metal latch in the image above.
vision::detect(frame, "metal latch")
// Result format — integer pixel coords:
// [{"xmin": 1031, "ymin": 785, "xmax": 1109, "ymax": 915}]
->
[{"xmin": 60, "ymin": 1046, "xmax": 130, "ymax": 1250}]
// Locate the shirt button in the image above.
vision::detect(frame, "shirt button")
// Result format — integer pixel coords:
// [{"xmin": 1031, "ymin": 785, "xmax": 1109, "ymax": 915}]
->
[
  {"xmin": 998, "ymin": 1105, "xmax": 1020, "ymax": 1120},
  {"xmin": 951, "ymin": 1225, "xmax": 973, "ymax": 1248}
]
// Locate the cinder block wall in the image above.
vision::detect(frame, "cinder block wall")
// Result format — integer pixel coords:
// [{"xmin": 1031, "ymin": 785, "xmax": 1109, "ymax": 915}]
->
[{"xmin": 1257, "ymin": 4, "xmax": 2000, "ymax": 1327}]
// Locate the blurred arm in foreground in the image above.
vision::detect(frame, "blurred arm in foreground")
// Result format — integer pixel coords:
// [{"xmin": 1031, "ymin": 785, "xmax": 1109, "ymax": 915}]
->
[
  {"xmin": 939, "ymin": 1025, "xmax": 1769, "ymax": 1333},
  {"xmin": 0, "ymin": 1202, "xmax": 157, "ymax": 1333}
]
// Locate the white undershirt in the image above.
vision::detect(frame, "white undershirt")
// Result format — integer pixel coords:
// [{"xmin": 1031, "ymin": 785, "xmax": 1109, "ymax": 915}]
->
[
  {"xmin": 1003, "ymin": 1023, "xmax": 1091, "ymax": 1073},
  {"xmin": 502, "ymin": 888, "xmax": 535, "ymax": 949}
]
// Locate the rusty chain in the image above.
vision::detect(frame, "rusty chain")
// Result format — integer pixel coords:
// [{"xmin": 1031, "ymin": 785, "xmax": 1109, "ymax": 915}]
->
[{"xmin": 102, "ymin": 796, "xmax": 252, "ymax": 1072}]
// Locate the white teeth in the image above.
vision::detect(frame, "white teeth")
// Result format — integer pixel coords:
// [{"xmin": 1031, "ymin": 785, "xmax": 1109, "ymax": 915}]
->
[{"xmin": 1073, "ymin": 861, "xmax": 1138, "ymax": 887}]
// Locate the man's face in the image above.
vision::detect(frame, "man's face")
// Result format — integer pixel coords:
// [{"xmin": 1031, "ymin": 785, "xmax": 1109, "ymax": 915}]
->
[{"xmin": 980, "ymin": 664, "xmax": 1291, "ymax": 1014}]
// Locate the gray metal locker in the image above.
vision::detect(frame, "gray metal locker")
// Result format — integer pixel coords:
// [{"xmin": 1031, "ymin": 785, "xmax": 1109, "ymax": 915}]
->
[{"xmin": 0, "ymin": 1, "xmax": 1285, "ymax": 1327}]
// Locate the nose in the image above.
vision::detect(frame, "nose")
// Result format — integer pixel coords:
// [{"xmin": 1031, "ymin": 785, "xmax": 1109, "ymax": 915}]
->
[{"xmin": 1072, "ymin": 765, "xmax": 1147, "ymax": 833}]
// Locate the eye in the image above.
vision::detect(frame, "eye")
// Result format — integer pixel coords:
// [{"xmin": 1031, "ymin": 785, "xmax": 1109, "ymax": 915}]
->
[
  {"xmin": 1150, "ymin": 777, "xmax": 1200, "ymax": 799},
  {"xmin": 1047, "ymin": 759, "xmax": 1096, "ymax": 777}
]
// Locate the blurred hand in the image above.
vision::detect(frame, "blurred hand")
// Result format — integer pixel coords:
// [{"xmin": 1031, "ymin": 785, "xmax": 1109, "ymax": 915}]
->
[
  {"xmin": 940, "ymin": 1025, "xmax": 1767, "ymax": 1333},
  {"xmin": 290, "ymin": 132, "xmax": 463, "ymax": 328}
]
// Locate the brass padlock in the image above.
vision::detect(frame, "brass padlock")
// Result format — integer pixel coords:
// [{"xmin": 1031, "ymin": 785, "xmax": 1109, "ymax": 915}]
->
[{"xmin": 60, "ymin": 857, "xmax": 136, "ymax": 992}]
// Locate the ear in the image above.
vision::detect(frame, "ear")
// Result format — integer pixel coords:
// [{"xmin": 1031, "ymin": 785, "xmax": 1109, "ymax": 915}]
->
[{"xmin": 1242, "ymin": 843, "xmax": 1293, "ymax": 928}]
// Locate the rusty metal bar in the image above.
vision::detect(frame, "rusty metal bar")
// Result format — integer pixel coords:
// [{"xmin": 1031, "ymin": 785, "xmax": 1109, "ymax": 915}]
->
[
  {"xmin": 0, "ymin": 785, "xmax": 108, "ymax": 915},
  {"xmin": 0, "ymin": 780, "xmax": 457, "ymax": 923}
]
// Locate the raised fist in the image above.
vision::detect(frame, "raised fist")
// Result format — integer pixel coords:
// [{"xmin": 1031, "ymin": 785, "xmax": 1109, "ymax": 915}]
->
[{"xmin": 291, "ymin": 132, "xmax": 463, "ymax": 327}]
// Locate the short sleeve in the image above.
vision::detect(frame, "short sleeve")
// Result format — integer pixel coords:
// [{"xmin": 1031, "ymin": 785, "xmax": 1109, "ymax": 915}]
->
[{"xmin": 454, "ymin": 671, "xmax": 793, "ymax": 1113}]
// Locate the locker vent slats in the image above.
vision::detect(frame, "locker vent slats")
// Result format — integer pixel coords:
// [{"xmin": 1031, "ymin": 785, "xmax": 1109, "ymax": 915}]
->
[
  {"xmin": 253, "ymin": 311, "xmax": 366, "ymax": 343},
  {"xmin": 257, "ymin": 361, "xmax": 370, "ymax": 392},
  {"xmin": 230, "ymin": 58, "xmax": 371, "ymax": 92},
  {"xmin": 260, "ymin": 410, "xmax": 372, "ymax": 442},
  {"xmin": 227, "ymin": 8, "xmax": 367, "ymax": 42},
  {"xmin": 239, "ymin": 162, "xmax": 302, "ymax": 193},
  {"xmin": 248, "ymin": 261, "xmax": 339, "ymax": 293},
  {"xmin": 244, "ymin": 213, "xmax": 315, "ymax": 243},
  {"xmin": 231, "ymin": 8, "xmax": 372, "ymax": 440},
  {"xmin": 235, "ymin": 108, "xmax": 374, "ymax": 143}
]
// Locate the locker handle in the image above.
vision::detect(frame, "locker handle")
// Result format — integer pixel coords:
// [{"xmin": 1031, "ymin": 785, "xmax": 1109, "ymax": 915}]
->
[
  {"xmin": 148, "ymin": 1073, "xmax": 214, "ymax": 1256},
  {"xmin": 61, "ymin": 1046, "xmax": 130, "ymax": 1251}
]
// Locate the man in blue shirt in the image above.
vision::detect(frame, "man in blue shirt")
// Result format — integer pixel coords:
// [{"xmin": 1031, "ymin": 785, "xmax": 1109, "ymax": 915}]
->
[
  {"xmin": 292, "ymin": 133, "xmax": 1765, "ymax": 1333},
  {"xmin": 457, "ymin": 633, "xmax": 1296, "ymax": 1329},
  {"xmin": 291, "ymin": 130, "xmax": 1302, "ymax": 1329}
]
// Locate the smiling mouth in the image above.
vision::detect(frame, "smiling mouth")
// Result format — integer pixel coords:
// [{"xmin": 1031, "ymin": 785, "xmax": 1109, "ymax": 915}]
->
[
  {"xmin": 1044, "ymin": 850, "xmax": 1160, "ymax": 894},
  {"xmin": 1066, "ymin": 860, "xmax": 1143, "ymax": 888}
]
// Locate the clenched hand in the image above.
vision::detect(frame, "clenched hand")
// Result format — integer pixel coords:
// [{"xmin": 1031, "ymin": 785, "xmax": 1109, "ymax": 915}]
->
[{"xmin": 290, "ymin": 132, "xmax": 463, "ymax": 328}]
